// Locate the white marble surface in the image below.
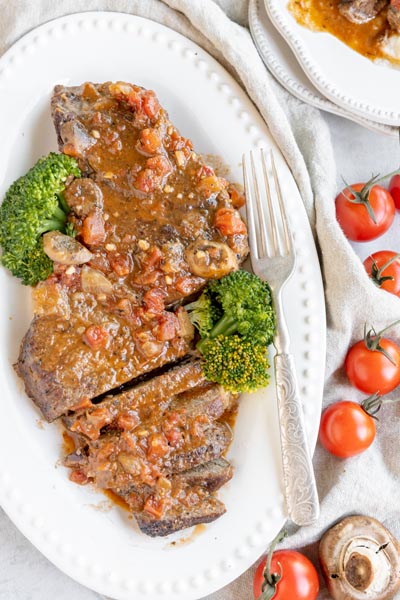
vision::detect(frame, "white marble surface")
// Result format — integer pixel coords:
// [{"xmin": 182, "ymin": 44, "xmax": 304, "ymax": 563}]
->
[{"xmin": 1, "ymin": 111, "xmax": 398, "ymax": 600}]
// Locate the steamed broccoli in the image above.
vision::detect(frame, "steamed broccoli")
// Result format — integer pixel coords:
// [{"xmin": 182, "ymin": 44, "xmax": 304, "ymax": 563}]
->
[
  {"xmin": 201, "ymin": 335, "xmax": 271, "ymax": 393},
  {"xmin": 0, "ymin": 152, "xmax": 81, "ymax": 285},
  {"xmin": 186, "ymin": 270, "xmax": 276, "ymax": 393},
  {"xmin": 195, "ymin": 269, "xmax": 276, "ymax": 352},
  {"xmin": 184, "ymin": 289, "xmax": 221, "ymax": 338}
]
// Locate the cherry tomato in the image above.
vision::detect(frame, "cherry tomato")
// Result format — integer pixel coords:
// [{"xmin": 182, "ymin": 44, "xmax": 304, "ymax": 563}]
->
[
  {"xmin": 253, "ymin": 550, "xmax": 319, "ymax": 600},
  {"xmin": 363, "ymin": 251, "xmax": 400, "ymax": 297},
  {"xmin": 319, "ymin": 401, "xmax": 376, "ymax": 458},
  {"xmin": 345, "ymin": 338, "xmax": 400, "ymax": 395},
  {"xmin": 389, "ymin": 174, "xmax": 400, "ymax": 211},
  {"xmin": 335, "ymin": 182, "xmax": 395, "ymax": 241}
]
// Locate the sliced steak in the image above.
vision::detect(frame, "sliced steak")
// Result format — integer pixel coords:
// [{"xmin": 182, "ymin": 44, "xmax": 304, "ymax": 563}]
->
[
  {"xmin": 84, "ymin": 421, "xmax": 232, "ymax": 492},
  {"xmin": 388, "ymin": 0, "xmax": 400, "ymax": 31},
  {"xmin": 134, "ymin": 496, "xmax": 226, "ymax": 537},
  {"xmin": 17, "ymin": 307, "xmax": 191, "ymax": 422},
  {"xmin": 118, "ymin": 457, "xmax": 234, "ymax": 499},
  {"xmin": 64, "ymin": 358, "xmax": 205, "ymax": 439},
  {"xmin": 51, "ymin": 82, "xmax": 248, "ymax": 305},
  {"xmin": 120, "ymin": 458, "xmax": 233, "ymax": 537},
  {"xmin": 338, "ymin": 0, "xmax": 388, "ymax": 23}
]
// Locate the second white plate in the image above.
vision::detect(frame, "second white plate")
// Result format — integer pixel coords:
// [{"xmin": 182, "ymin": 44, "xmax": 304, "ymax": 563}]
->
[
  {"xmin": 249, "ymin": 0, "xmax": 398, "ymax": 136},
  {"xmin": 265, "ymin": 0, "xmax": 400, "ymax": 126}
]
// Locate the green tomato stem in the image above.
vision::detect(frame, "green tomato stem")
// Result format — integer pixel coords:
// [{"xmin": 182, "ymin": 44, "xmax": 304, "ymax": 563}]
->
[
  {"xmin": 258, "ymin": 530, "xmax": 287, "ymax": 600},
  {"xmin": 375, "ymin": 254, "xmax": 400, "ymax": 279}
]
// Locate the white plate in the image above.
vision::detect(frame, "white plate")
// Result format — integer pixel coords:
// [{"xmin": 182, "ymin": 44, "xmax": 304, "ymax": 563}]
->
[
  {"xmin": 265, "ymin": 0, "xmax": 400, "ymax": 126},
  {"xmin": 249, "ymin": 0, "xmax": 398, "ymax": 137},
  {"xmin": 0, "ymin": 12, "xmax": 326, "ymax": 600}
]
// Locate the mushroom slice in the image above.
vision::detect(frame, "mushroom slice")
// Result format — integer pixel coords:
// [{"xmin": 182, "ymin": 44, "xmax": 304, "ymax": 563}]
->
[
  {"xmin": 319, "ymin": 515, "xmax": 400, "ymax": 600},
  {"xmin": 81, "ymin": 266, "xmax": 113, "ymax": 295},
  {"xmin": 43, "ymin": 231, "xmax": 93, "ymax": 265},
  {"xmin": 185, "ymin": 240, "xmax": 238, "ymax": 279}
]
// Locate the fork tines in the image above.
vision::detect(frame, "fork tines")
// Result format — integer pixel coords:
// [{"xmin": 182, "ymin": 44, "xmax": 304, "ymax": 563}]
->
[{"xmin": 243, "ymin": 149, "xmax": 293, "ymax": 260}]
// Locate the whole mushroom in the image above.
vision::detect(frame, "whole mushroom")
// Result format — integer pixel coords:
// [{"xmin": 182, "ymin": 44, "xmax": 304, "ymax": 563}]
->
[{"xmin": 319, "ymin": 515, "xmax": 400, "ymax": 600}]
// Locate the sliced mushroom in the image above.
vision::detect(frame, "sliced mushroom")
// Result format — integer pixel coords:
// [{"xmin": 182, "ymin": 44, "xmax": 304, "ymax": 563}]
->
[
  {"xmin": 43, "ymin": 231, "xmax": 93, "ymax": 265},
  {"xmin": 185, "ymin": 240, "xmax": 238, "ymax": 279},
  {"xmin": 81, "ymin": 266, "xmax": 113, "ymax": 295},
  {"xmin": 59, "ymin": 119, "xmax": 96, "ymax": 156},
  {"xmin": 64, "ymin": 178, "xmax": 104, "ymax": 217},
  {"xmin": 319, "ymin": 515, "xmax": 400, "ymax": 600}
]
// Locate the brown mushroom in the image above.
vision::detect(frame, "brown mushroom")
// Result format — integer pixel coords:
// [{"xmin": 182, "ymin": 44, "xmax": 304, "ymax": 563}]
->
[
  {"xmin": 185, "ymin": 239, "xmax": 238, "ymax": 279},
  {"xmin": 319, "ymin": 515, "xmax": 400, "ymax": 600},
  {"xmin": 43, "ymin": 231, "xmax": 93, "ymax": 265}
]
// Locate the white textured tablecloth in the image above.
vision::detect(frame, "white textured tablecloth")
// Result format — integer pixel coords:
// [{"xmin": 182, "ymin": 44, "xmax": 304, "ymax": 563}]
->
[{"xmin": 1, "ymin": 2, "xmax": 400, "ymax": 599}]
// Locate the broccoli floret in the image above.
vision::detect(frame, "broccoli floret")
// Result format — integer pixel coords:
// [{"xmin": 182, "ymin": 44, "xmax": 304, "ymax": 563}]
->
[
  {"xmin": 196, "ymin": 270, "xmax": 275, "ymax": 351},
  {"xmin": 186, "ymin": 270, "xmax": 276, "ymax": 393},
  {"xmin": 184, "ymin": 289, "xmax": 221, "ymax": 338},
  {"xmin": 0, "ymin": 152, "xmax": 81, "ymax": 285},
  {"xmin": 201, "ymin": 335, "xmax": 270, "ymax": 393}
]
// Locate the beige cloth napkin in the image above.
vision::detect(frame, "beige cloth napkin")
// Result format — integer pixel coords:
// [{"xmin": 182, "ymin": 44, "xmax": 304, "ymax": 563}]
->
[{"xmin": 1, "ymin": 2, "xmax": 400, "ymax": 600}]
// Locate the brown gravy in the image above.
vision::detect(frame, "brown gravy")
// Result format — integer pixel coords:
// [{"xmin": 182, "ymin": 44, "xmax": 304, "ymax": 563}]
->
[{"xmin": 288, "ymin": 0, "xmax": 400, "ymax": 65}]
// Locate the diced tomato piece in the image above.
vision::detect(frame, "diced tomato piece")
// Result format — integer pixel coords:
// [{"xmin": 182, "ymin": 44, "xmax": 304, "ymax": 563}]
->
[
  {"xmin": 228, "ymin": 184, "xmax": 246, "ymax": 209},
  {"xmin": 143, "ymin": 288, "xmax": 166, "ymax": 314},
  {"xmin": 197, "ymin": 165, "xmax": 215, "ymax": 179},
  {"xmin": 132, "ymin": 270, "xmax": 161, "ymax": 285},
  {"xmin": 117, "ymin": 412, "xmax": 140, "ymax": 431},
  {"xmin": 143, "ymin": 495, "xmax": 166, "ymax": 519},
  {"xmin": 82, "ymin": 325, "xmax": 109, "ymax": 350},
  {"xmin": 138, "ymin": 128, "xmax": 161, "ymax": 155},
  {"xmin": 163, "ymin": 411, "xmax": 181, "ymax": 430},
  {"xmin": 175, "ymin": 276, "xmax": 203, "ymax": 296},
  {"xmin": 142, "ymin": 246, "xmax": 163, "ymax": 269},
  {"xmin": 142, "ymin": 91, "xmax": 161, "ymax": 120},
  {"xmin": 146, "ymin": 155, "xmax": 173, "ymax": 177},
  {"xmin": 69, "ymin": 397, "xmax": 93, "ymax": 412},
  {"xmin": 154, "ymin": 312, "xmax": 179, "ymax": 341},
  {"xmin": 215, "ymin": 207, "xmax": 247, "ymax": 235},
  {"xmin": 82, "ymin": 211, "xmax": 106, "ymax": 245},
  {"xmin": 126, "ymin": 89, "xmax": 142, "ymax": 112},
  {"xmin": 164, "ymin": 428, "xmax": 182, "ymax": 446},
  {"xmin": 197, "ymin": 175, "xmax": 227, "ymax": 197},
  {"xmin": 147, "ymin": 433, "xmax": 170, "ymax": 459},
  {"xmin": 69, "ymin": 470, "xmax": 89, "ymax": 485},
  {"xmin": 109, "ymin": 253, "xmax": 132, "ymax": 277},
  {"xmin": 134, "ymin": 168, "xmax": 159, "ymax": 193}
]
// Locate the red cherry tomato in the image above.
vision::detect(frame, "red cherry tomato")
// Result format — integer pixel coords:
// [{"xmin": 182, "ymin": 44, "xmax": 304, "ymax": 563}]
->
[
  {"xmin": 389, "ymin": 174, "xmax": 400, "ymax": 211},
  {"xmin": 345, "ymin": 338, "xmax": 400, "ymax": 395},
  {"xmin": 253, "ymin": 550, "xmax": 319, "ymax": 600},
  {"xmin": 319, "ymin": 401, "xmax": 376, "ymax": 458},
  {"xmin": 363, "ymin": 251, "xmax": 400, "ymax": 297},
  {"xmin": 335, "ymin": 182, "xmax": 395, "ymax": 241}
]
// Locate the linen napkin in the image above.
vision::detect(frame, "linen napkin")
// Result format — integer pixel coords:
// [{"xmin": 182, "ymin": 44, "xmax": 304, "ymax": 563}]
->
[{"xmin": 1, "ymin": 2, "xmax": 400, "ymax": 600}]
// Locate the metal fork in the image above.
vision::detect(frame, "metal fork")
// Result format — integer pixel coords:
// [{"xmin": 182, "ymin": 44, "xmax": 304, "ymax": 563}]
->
[{"xmin": 243, "ymin": 149, "xmax": 320, "ymax": 526}]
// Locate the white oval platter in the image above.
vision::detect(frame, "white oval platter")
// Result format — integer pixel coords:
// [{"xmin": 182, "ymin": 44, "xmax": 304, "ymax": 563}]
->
[
  {"xmin": 0, "ymin": 11, "xmax": 326, "ymax": 600},
  {"xmin": 265, "ymin": 0, "xmax": 400, "ymax": 126},
  {"xmin": 249, "ymin": 0, "xmax": 398, "ymax": 137}
]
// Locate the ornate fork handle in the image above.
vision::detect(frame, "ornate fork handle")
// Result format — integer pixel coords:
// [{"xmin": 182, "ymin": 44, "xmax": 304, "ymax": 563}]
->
[{"xmin": 275, "ymin": 352, "xmax": 320, "ymax": 526}]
